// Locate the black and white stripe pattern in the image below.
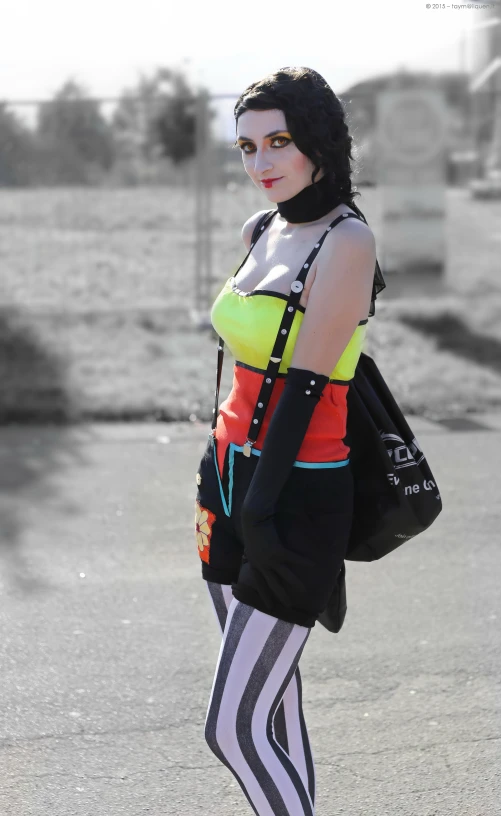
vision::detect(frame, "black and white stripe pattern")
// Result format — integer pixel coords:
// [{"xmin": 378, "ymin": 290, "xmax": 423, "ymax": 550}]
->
[
  {"xmin": 204, "ymin": 585, "xmax": 316, "ymax": 815},
  {"xmin": 207, "ymin": 582, "xmax": 290, "ymax": 753},
  {"xmin": 206, "ymin": 582, "xmax": 315, "ymax": 802}
]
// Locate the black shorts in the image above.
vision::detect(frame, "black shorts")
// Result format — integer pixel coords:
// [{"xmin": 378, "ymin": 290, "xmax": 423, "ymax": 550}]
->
[{"xmin": 194, "ymin": 433, "xmax": 354, "ymax": 628}]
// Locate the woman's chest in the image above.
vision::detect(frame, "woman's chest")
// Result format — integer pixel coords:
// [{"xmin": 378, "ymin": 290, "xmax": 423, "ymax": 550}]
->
[{"xmin": 233, "ymin": 248, "xmax": 319, "ymax": 310}]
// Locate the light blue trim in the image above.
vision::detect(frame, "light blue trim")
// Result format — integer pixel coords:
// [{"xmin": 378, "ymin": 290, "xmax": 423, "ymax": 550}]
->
[
  {"xmin": 288, "ymin": 458, "xmax": 350, "ymax": 469},
  {"xmin": 211, "ymin": 436, "xmax": 232, "ymax": 517},
  {"xmin": 230, "ymin": 442, "xmax": 350, "ymax": 470},
  {"xmin": 212, "ymin": 435, "xmax": 349, "ymax": 519}
]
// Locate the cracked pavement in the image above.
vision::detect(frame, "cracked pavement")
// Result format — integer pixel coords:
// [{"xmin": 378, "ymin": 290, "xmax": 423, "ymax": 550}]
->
[{"xmin": 0, "ymin": 421, "xmax": 499, "ymax": 815}]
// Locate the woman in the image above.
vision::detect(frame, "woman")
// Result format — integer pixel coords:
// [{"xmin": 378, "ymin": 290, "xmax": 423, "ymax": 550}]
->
[{"xmin": 194, "ymin": 67, "xmax": 384, "ymax": 815}]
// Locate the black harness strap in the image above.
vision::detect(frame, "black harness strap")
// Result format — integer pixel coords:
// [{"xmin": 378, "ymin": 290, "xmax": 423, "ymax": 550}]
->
[{"xmin": 210, "ymin": 210, "xmax": 363, "ymax": 444}]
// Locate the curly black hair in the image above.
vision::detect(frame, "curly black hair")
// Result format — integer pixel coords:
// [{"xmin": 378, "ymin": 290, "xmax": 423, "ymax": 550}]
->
[{"xmin": 233, "ymin": 66, "xmax": 361, "ymax": 208}]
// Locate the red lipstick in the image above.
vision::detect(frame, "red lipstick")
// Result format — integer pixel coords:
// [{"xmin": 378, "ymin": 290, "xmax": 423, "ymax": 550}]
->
[{"xmin": 261, "ymin": 177, "xmax": 283, "ymax": 188}]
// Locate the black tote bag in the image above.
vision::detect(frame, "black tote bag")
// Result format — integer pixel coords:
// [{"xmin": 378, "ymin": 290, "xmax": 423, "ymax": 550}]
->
[
  {"xmin": 318, "ymin": 352, "xmax": 443, "ymax": 632},
  {"xmin": 344, "ymin": 352, "xmax": 442, "ymax": 562}
]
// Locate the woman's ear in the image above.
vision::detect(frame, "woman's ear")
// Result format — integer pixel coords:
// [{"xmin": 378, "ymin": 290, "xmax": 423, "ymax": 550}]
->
[{"xmin": 311, "ymin": 164, "xmax": 323, "ymax": 183}]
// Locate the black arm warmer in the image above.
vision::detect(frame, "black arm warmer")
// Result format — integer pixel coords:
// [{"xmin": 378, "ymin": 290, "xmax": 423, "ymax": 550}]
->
[
  {"xmin": 239, "ymin": 367, "xmax": 330, "ymax": 608},
  {"xmin": 242, "ymin": 366, "xmax": 330, "ymax": 522}
]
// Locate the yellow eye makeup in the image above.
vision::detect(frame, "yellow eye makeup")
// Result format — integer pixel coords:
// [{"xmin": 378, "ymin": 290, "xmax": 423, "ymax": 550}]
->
[{"xmin": 237, "ymin": 132, "xmax": 292, "ymax": 154}]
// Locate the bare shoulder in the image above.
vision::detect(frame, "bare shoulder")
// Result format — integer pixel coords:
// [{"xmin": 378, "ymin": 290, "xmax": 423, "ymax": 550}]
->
[
  {"xmin": 309, "ymin": 215, "xmax": 376, "ymax": 322},
  {"xmin": 331, "ymin": 213, "xmax": 376, "ymax": 249},
  {"xmin": 241, "ymin": 209, "xmax": 274, "ymax": 250},
  {"xmin": 316, "ymin": 215, "xmax": 376, "ymax": 280}
]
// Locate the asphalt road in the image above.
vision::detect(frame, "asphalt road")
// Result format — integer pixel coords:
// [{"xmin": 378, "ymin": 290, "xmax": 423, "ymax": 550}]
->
[{"xmin": 0, "ymin": 419, "xmax": 499, "ymax": 816}]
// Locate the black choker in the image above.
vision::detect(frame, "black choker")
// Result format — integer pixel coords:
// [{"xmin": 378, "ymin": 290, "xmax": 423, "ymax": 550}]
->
[{"xmin": 276, "ymin": 174, "xmax": 345, "ymax": 223}]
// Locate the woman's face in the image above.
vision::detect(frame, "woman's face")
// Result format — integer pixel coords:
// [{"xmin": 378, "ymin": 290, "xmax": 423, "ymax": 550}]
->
[{"xmin": 236, "ymin": 108, "xmax": 322, "ymax": 202}]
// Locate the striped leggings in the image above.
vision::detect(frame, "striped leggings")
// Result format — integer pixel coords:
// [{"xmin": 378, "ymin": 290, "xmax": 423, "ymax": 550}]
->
[{"xmin": 205, "ymin": 581, "xmax": 316, "ymax": 816}]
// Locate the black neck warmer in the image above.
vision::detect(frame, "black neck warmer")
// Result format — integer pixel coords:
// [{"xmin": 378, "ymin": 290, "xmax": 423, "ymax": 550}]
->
[{"xmin": 276, "ymin": 173, "xmax": 345, "ymax": 223}]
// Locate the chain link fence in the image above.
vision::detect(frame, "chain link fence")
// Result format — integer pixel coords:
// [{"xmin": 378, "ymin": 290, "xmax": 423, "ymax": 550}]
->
[{"xmin": 0, "ymin": 79, "xmax": 499, "ymax": 423}]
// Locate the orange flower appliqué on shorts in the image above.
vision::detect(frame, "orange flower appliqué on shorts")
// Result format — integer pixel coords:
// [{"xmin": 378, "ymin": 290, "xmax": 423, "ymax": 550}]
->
[{"xmin": 195, "ymin": 500, "xmax": 216, "ymax": 564}]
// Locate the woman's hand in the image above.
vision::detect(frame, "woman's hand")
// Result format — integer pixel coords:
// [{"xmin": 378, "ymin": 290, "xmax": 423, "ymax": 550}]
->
[{"xmin": 241, "ymin": 499, "xmax": 315, "ymax": 609}]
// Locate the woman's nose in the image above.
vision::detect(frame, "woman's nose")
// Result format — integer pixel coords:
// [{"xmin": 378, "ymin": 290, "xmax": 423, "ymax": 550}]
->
[{"xmin": 253, "ymin": 149, "xmax": 273, "ymax": 176}]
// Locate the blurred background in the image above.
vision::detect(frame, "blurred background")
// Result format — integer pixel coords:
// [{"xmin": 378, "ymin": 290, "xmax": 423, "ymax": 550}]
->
[
  {"xmin": 2, "ymin": 7, "xmax": 500, "ymax": 813},
  {"xmin": 1, "ymin": 0, "xmax": 500, "ymax": 426}
]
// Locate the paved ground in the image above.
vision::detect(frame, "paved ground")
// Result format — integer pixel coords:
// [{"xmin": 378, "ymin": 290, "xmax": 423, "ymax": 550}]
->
[{"xmin": 0, "ymin": 418, "xmax": 499, "ymax": 816}]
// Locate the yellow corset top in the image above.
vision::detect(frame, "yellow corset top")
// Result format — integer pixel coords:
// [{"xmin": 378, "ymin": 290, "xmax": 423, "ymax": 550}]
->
[{"xmin": 211, "ymin": 276, "xmax": 368, "ymax": 381}]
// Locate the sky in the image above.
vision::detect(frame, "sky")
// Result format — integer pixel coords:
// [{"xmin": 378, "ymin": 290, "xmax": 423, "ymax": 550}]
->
[{"xmin": 0, "ymin": 0, "xmax": 489, "ymax": 136}]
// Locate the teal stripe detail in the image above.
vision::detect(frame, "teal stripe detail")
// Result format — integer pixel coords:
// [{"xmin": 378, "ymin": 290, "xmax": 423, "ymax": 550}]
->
[
  {"xmin": 288, "ymin": 458, "xmax": 350, "ymax": 469},
  {"xmin": 214, "ymin": 437, "xmax": 350, "ymax": 519},
  {"xmin": 212, "ymin": 436, "xmax": 231, "ymax": 517},
  {"xmin": 229, "ymin": 442, "xmax": 349, "ymax": 469},
  {"xmin": 227, "ymin": 445, "xmax": 236, "ymax": 515}
]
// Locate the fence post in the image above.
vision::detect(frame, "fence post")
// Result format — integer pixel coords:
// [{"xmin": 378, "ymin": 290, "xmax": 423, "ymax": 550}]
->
[{"xmin": 193, "ymin": 89, "xmax": 213, "ymax": 327}]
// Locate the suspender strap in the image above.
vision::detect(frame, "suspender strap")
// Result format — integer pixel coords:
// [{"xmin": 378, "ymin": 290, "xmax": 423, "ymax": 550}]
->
[
  {"xmin": 241, "ymin": 212, "xmax": 361, "ymax": 454},
  {"xmin": 210, "ymin": 209, "xmax": 276, "ymax": 433},
  {"xmin": 211, "ymin": 211, "xmax": 364, "ymax": 447},
  {"xmin": 211, "ymin": 337, "xmax": 225, "ymax": 432},
  {"xmin": 232, "ymin": 209, "xmax": 278, "ymax": 279}
]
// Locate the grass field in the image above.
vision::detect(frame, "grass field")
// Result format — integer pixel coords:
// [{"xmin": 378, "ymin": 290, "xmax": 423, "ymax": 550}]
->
[{"xmin": 1, "ymin": 184, "xmax": 500, "ymax": 423}]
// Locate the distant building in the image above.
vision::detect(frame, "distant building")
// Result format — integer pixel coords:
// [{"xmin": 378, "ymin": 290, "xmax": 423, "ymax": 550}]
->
[{"xmin": 341, "ymin": 70, "xmax": 474, "ymax": 185}]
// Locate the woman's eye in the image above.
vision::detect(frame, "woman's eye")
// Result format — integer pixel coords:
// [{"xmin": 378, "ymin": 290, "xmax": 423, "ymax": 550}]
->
[
  {"xmin": 271, "ymin": 137, "xmax": 290, "ymax": 148},
  {"xmin": 238, "ymin": 137, "xmax": 290, "ymax": 154}
]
